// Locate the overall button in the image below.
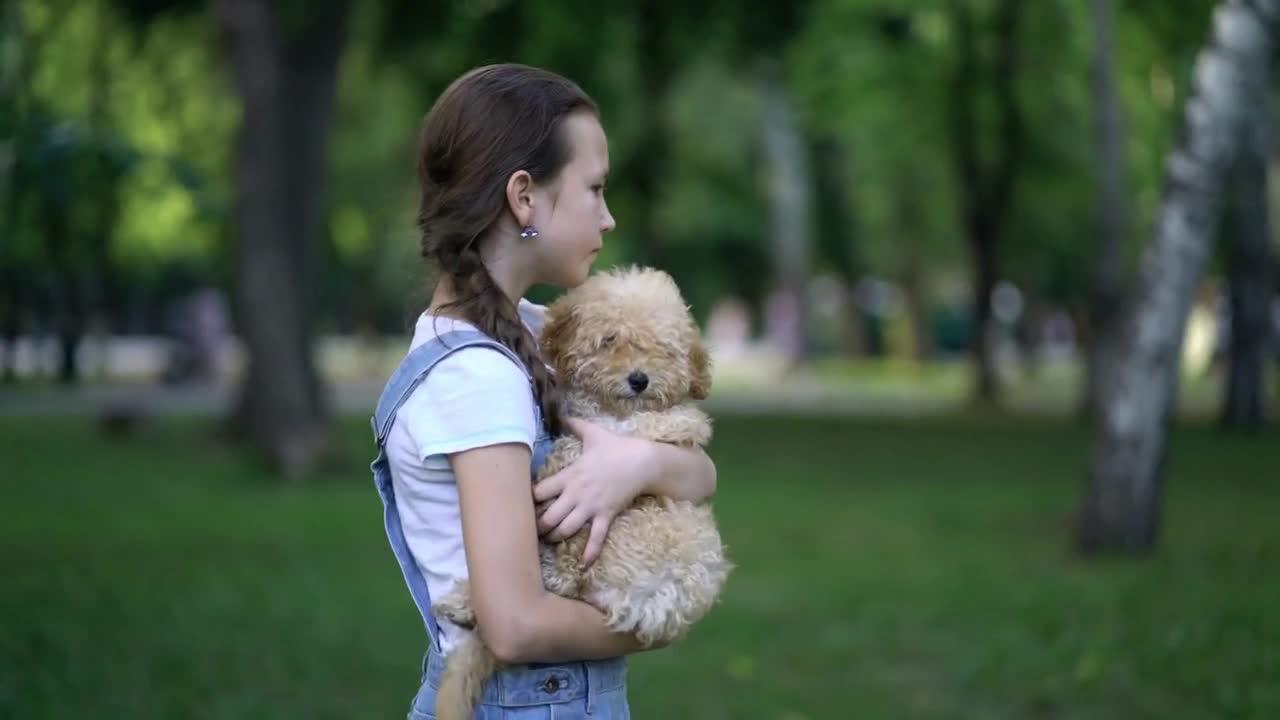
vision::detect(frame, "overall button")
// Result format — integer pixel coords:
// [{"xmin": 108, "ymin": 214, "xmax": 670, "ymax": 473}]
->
[{"xmin": 541, "ymin": 676, "xmax": 560, "ymax": 694}]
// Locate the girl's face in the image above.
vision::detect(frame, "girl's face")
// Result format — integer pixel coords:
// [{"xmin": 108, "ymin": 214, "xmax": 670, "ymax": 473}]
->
[{"xmin": 529, "ymin": 111, "xmax": 615, "ymax": 288}]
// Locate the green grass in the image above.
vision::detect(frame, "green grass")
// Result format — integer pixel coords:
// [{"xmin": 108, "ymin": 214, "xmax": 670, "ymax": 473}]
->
[{"xmin": 2, "ymin": 414, "xmax": 1277, "ymax": 719}]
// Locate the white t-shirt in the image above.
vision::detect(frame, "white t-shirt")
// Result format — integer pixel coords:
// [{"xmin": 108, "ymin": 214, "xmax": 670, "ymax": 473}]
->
[{"xmin": 384, "ymin": 300, "xmax": 545, "ymax": 656}]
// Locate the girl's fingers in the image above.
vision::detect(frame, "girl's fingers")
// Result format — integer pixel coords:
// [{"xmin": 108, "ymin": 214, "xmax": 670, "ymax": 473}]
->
[
  {"xmin": 533, "ymin": 474, "xmax": 565, "ymax": 503},
  {"xmin": 536, "ymin": 494, "xmax": 573, "ymax": 535},
  {"xmin": 548, "ymin": 507, "xmax": 589, "ymax": 542},
  {"xmin": 580, "ymin": 516, "xmax": 612, "ymax": 568}
]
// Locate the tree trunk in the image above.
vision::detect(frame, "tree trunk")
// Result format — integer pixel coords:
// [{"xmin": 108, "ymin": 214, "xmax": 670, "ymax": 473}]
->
[
  {"xmin": 1221, "ymin": 96, "xmax": 1274, "ymax": 429},
  {"xmin": 947, "ymin": 0, "xmax": 1024, "ymax": 407},
  {"xmin": 1079, "ymin": 0, "xmax": 1278, "ymax": 554},
  {"xmin": 1084, "ymin": 0, "xmax": 1131, "ymax": 420},
  {"xmin": 86, "ymin": 1, "xmax": 119, "ymax": 380},
  {"xmin": 215, "ymin": 0, "xmax": 349, "ymax": 476},
  {"xmin": 0, "ymin": 0, "xmax": 28, "ymax": 384},
  {"xmin": 0, "ymin": 159, "xmax": 18, "ymax": 385},
  {"xmin": 812, "ymin": 135, "xmax": 866, "ymax": 356},
  {"xmin": 968, "ymin": 212, "xmax": 999, "ymax": 399},
  {"xmin": 629, "ymin": 0, "xmax": 670, "ymax": 269},
  {"xmin": 759, "ymin": 62, "xmax": 813, "ymax": 366},
  {"xmin": 895, "ymin": 172, "xmax": 934, "ymax": 362},
  {"xmin": 42, "ymin": 191, "xmax": 82, "ymax": 386}
]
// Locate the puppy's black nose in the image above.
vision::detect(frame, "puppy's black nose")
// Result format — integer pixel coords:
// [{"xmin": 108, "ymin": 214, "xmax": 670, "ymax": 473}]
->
[{"xmin": 627, "ymin": 371, "xmax": 649, "ymax": 393}]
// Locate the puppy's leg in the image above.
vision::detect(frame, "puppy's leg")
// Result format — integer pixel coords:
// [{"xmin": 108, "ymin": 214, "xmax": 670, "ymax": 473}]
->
[
  {"xmin": 535, "ymin": 435, "xmax": 583, "ymax": 482},
  {"xmin": 539, "ymin": 541, "xmax": 585, "ymax": 598},
  {"xmin": 630, "ymin": 406, "xmax": 712, "ymax": 447},
  {"xmin": 580, "ymin": 499, "xmax": 730, "ymax": 646},
  {"xmin": 528, "ymin": 434, "xmax": 591, "ymax": 600},
  {"xmin": 432, "ymin": 581, "xmax": 476, "ymax": 628}
]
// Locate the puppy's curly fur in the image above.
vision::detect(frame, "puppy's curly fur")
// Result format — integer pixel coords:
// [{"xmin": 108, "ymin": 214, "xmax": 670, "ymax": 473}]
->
[{"xmin": 432, "ymin": 266, "xmax": 731, "ymax": 719}]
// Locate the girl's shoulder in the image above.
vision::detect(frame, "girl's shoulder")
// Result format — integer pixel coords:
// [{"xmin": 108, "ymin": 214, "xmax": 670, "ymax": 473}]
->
[{"xmin": 398, "ymin": 330, "xmax": 539, "ymax": 459}]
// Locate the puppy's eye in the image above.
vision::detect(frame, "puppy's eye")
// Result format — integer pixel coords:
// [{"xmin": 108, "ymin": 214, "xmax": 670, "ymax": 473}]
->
[{"xmin": 601, "ymin": 334, "xmax": 617, "ymax": 347}]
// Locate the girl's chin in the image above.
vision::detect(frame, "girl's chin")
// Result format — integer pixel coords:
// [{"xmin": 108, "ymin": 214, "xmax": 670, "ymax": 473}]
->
[{"xmin": 548, "ymin": 266, "xmax": 593, "ymax": 289}]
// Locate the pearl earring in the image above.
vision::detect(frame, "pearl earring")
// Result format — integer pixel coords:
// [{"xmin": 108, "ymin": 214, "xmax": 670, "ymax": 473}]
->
[{"xmin": 520, "ymin": 226, "xmax": 539, "ymax": 239}]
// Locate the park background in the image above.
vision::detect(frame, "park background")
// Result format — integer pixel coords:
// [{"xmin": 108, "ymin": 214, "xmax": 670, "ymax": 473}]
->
[{"xmin": 2, "ymin": 0, "xmax": 1278, "ymax": 717}]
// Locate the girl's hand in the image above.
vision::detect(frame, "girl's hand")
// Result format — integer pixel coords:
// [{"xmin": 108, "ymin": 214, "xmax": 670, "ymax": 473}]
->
[{"xmin": 534, "ymin": 417, "xmax": 655, "ymax": 567}]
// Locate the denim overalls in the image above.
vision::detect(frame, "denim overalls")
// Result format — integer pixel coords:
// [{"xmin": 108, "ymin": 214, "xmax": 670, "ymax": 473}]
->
[{"xmin": 370, "ymin": 326, "xmax": 630, "ymax": 719}]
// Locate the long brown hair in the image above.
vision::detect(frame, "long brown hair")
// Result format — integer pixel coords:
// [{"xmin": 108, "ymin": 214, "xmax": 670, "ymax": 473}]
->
[{"xmin": 416, "ymin": 64, "xmax": 597, "ymax": 435}]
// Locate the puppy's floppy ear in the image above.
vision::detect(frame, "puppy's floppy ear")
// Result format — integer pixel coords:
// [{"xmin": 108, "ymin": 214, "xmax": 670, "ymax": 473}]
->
[
  {"xmin": 539, "ymin": 303, "xmax": 578, "ymax": 364},
  {"xmin": 688, "ymin": 339, "xmax": 712, "ymax": 400}
]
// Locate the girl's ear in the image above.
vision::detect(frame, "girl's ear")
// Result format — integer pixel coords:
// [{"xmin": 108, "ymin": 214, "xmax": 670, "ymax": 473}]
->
[
  {"xmin": 505, "ymin": 169, "xmax": 535, "ymax": 227},
  {"xmin": 688, "ymin": 339, "xmax": 712, "ymax": 400}
]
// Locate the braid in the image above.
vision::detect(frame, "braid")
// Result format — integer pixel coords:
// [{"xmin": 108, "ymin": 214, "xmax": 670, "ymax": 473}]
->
[{"xmin": 436, "ymin": 243, "xmax": 564, "ymax": 437}]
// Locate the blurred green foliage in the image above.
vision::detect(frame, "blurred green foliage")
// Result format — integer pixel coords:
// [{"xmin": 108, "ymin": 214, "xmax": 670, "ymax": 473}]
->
[{"xmin": 0, "ymin": 0, "xmax": 1238, "ymax": 337}]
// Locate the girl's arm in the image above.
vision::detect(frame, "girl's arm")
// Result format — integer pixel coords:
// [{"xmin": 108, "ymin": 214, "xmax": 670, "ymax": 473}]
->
[
  {"xmin": 533, "ymin": 417, "xmax": 717, "ymax": 566},
  {"xmin": 451, "ymin": 441, "xmax": 658, "ymax": 664},
  {"xmin": 639, "ymin": 437, "xmax": 717, "ymax": 501}
]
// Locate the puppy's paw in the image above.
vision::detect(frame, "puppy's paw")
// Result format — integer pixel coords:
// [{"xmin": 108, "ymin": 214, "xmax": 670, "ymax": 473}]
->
[
  {"xmin": 539, "ymin": 542, "xmax": 584, "ymax": 597},
  {"xmin": 536, "ymin": 435, "xmax": 583, "ymax": 481},
  {"xmin": 634, "ymin": 619, "xmax": 689, "ymax": 648},
  {"xmin": 432, "ymin": 581, "xmax": 476, "ymax": 627}
]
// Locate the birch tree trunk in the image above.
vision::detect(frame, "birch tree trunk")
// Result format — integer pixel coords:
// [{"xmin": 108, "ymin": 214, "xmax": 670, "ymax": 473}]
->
[
  {"xmin": 760, "ymin": 63, "xmax": 813, "ymax": 365},
  {"xmin": 1079, "ymin": 0, "xmax": 1278, "ymax": 553}
]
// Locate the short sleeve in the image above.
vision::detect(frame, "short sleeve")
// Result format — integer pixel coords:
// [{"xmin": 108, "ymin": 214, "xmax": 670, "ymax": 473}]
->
[{"xmin": 397, "ymin": 346, "xmax": 538, "ymax": 460}]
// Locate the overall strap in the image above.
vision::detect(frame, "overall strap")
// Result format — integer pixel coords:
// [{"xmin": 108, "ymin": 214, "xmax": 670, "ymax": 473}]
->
[
  {"xmin": 371, "ymin": 329, "xmax": 530, "ymax": 444},
  {"xmin": 369, "ymin": 329, "xmax": 530, "ymax": 651}
]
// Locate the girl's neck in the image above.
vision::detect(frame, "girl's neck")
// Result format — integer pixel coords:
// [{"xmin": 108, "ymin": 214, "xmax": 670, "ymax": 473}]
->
[
  {"xmin": 429, "ymin": 225, "xmax": 537, "ymax": 314},
  {"xmin": 429, "ymin": 265, "xmax": 530, "ymax": 316}
]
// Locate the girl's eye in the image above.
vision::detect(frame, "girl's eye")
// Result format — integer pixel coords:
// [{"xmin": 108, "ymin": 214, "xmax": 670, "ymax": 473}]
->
[{"xmin": 592, "ymin": 184, "xmax": 605, "ymax": 194}]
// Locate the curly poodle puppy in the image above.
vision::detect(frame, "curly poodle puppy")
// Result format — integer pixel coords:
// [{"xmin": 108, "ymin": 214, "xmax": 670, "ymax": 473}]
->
[{"xmin": 431, "ymin": 266, "xmax": 731, "ymax": 719}]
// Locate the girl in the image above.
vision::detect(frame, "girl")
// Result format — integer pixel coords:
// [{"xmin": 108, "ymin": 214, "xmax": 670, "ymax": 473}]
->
[{"xmin": 369, "ymin": 64, "xmax": 718, "ymax": 719}]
